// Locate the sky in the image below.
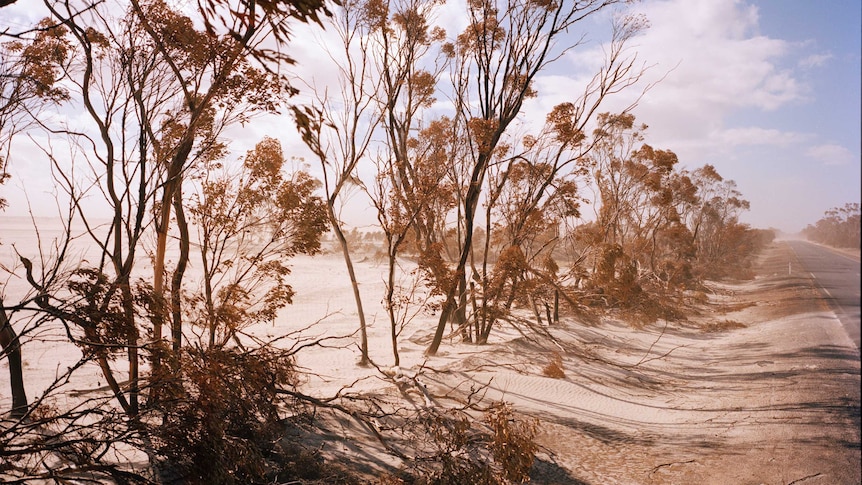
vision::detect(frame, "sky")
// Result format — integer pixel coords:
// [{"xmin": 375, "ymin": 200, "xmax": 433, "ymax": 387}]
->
[
  {"xmin": 519, "ymin": 0, "xmax": 862, "ymax": 233},
  {"xmin": 1, "ymin": 0, "xmax": 860, "ymax": 233},
  {"xmin": 653, "ymin": 0, "xmax": 861, "ymax": 232}
]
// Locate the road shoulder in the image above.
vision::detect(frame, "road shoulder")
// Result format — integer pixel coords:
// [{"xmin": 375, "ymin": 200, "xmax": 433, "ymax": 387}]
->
[{"xmin": 525, "ymin": 241, "xmax": 862, "ymax": 484}]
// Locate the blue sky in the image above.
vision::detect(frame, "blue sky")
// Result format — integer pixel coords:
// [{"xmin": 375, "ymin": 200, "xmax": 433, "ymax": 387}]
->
[
  {"xmin": 520, "ymin": 0, "xmax": 861, "ymax": 233},
  {"xmin": 733, "ymin": 0, "xmax": 860, "ymax": 230},
  {"xmin": 616, "ymin": 0, "xmax": 861, "ymax": 232},
  {"xmin": 2, "ymin": 0, "xmax": 860, "ymax": 233}
]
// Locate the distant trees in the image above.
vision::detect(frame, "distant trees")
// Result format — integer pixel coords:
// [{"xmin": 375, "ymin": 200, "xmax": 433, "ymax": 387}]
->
[
  {"xmin": 582, "ymin": 114, "xmax": 774, "ymax": 306},
  {"xmin": 803, "ymin": 203, "xmax": 861, "ymax": 249}
]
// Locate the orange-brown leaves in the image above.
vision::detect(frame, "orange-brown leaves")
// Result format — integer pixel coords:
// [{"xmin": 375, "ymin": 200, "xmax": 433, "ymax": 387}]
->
[
  {"xmin": 526, "ymin": 0, "xmax": 558, "ymax": 10},
  {"xmin": 360, "ymin": 0, "xmax": 389, "ymax": 29},
  {"xmin": 13, "ymin": 18, "xmax": 71, "ymax": 101},
  {"xmin": 488, "ymin": 245, "xmax": 528, "ymax": 295},
  {"xmin": 418, "ymin": 242, "xmax": 456, "ymax": 296},
  {"xmin": 190, "ymin": 138, "xmax": 327, "ymax": 341},
  {"xmin": 468, "ymin": 117, "xmax": 499, "ymax": 153},
  {"xmin": 243, "ymin": 136, "xmax": 284, "ymax": 186},
  {"xmin": 83, "ymin": 27, "xmax": 109, "ymax": 50},
  {"xmin": 594, "ymin": 111, "xmax": 639, "ymax": 139},
  {"xmin": 394, "ymin": 7, "xmax": 430, "ymax": 44},
  {"xmin": 510, "ymin": 72, "xmax": 536, "ymax": 99},
  {"xmin": 65, "ymin": 269, "xmax": 152, "ymax": 355},
  {"xmin": 140, "ymin": 0, "xmax": 288, "ymax": 115},
  {"xmin": 457, "ymin": 0, "xmax": 505, "ymax": 53},
  {"xmin": 152, "ymin": 345, "xmax": 299, "ymax": 484},
  {"xmin": 430, "ymin": 25, "xmax": 447, "ymax": 43},
  {"xmin": 547, "ymin": 102, "xmax": 585, "ymax": 146},
  {"xmin": 411, "ymin": 70, "xmax": 437, "ymax": 107},
  {"xmin": 486, "ymin": 402, "xmax": 538, "ymax": 483}
]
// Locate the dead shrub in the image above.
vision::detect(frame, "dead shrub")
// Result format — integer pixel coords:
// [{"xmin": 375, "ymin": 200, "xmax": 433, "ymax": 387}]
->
[
  {"xmin": 376, "ymin": 474, "xmax": 408, "ymax": 485},
  {"xmin": 149, "ymin": 345, "xmax": 361, "ymax": 485},
  {"xmin": 702, "ymin": 319, "xmax": 746, "ymax": 332},
  {"xmin": 400, "ymin": 402, "xmax": 538, "ymax": 484},
  {"xmin": 689, "ymin": 290, "xmax": 709, "ymax": 304},
  {"xmin": 542, "ymin": 352, "xmax": 565, "ymax": 379},
  {"xmin": 412, "ymin": 409, "xmax": 496, "ymax": 485},
  {"xmin": 486, "ymin": 402, "xmax": 538, "ymax": 483}
]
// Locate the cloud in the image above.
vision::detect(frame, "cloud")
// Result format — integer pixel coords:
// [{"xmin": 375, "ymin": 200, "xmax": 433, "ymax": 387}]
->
[
  {"xmin": 805, "ymin": 144, "xmax": 855, "ymax": 166},
  {"xmin": 715, "ymin": 127, "xmax": 803, "ymax": 147},
  {"xmin": 798, "ymin": 52, "xmax": 833, "ymax": 69},
  {"xmin": 524, "ymin": 0, "xmax": 810, "ymax": 142},
  {"xmin": 629, "ymin": 0, "xmax": 804, "ymax": 112},
  {"xmin": 502, "ymin": 0, "xmax": 825, "ymax": 180}
]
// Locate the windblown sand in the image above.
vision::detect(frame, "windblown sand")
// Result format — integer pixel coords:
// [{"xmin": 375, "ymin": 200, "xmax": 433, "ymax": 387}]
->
[{"xmin": 2, "ymin": 222, "xmax": 859, "ymax": 484}]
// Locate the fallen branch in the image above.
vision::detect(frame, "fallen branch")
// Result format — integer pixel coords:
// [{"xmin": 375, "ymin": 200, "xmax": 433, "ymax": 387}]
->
[
  {"xmin": 275, "ymin": 387, "xmax": 409, "ymax": 460},
  {"xmin": 635, "ymin": 318, "xmax": 670, "ymax": 366},
  {"xmin": 787, "ymin": 473, "xmax": 823, "ymax": 485},
  {"xmin": 649, "ymin": 458, "xmax": 695, "ymax": 477},
  {"xmin": 632, "ymin": 343, "xmax": 688, "ymax": 367}
]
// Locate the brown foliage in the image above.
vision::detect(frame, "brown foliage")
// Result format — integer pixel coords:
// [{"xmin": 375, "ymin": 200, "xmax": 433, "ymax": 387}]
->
[
  {"xmin": 151, "ymin": 346, "xmax": 303, "ymax": 484},
  {"xmin": 189, "ymin": 138, "xmax": 328, "ymax": 346},
  {"xmin": 542, "ymin": 351, "xmax": 565, "ymax": 379},
  {"xmin": 399, "ymin": 402, "xmax": 539, "ymax": 484},
  {"xmin": 803, "ymin": 202, "xmax": 860, "ymax": 249},
  {"xmin": 486, "ymin": 403, "xmax": 539, "ymax": 483},
  {"xmin": 702, "ymin": 319, "xmax": 747, "ymax": 333}
]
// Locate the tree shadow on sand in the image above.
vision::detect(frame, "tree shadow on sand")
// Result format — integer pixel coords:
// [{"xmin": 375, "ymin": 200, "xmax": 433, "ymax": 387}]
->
[{"xmin": 531, "ymin": 456, "xmax": 591, "ymax": 485}]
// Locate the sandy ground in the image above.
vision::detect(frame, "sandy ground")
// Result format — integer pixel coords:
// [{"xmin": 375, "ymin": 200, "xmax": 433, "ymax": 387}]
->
[
  {"xmin": 2, "ymin": 224, "xmax": 860, "ymax": 484},
  {"xmin": 287, "ymin": 241, "xmax": 861, "ymax": 484},
  {"xmin": 487, "ymin": 241, "xmax": 862, "ymax": 485}
]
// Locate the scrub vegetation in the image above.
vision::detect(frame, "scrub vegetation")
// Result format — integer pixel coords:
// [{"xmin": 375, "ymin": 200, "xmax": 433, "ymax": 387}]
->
[{"xmin": 802, "ymin": 203, "xmax": 861, "ymax": 249}]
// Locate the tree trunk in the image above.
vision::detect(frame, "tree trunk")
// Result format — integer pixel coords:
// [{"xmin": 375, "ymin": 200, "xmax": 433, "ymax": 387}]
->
[
  {"xmin": 329, "ymin": 210, "xmax": 369, "ymax": 366},
  {"xmin": 426, "ymin": 155, "xmax": 485, "ymax": 355},
  {"xmin": 0, "ymin": 302, "xmax": 27, "ymax": 418},
  {"xmin": 171, "ymin": 180, "xmax": 189, "ymax": 355},
  {"xmin": 456, "ymin": 273, "xmax": 469, "ymax": 342},
  {"xmin": 119, "ymin": 282, "xmax": 139, "ymax": 416},
  {"xmin": 553, "ymin": 290, "xmax": 559, "ymax": 324},
  {"xmin": 151, "ymin": 184, "xmax": 173, "ymax": 373},
  {"xmin": 386, "ymin": 250, "xmax": 400, "ymax": 367}
]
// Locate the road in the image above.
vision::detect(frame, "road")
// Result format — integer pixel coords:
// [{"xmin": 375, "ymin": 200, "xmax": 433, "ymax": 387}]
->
[{"xmin": 786, "ymin": 239, "xmax": 861, "ymax": 349}]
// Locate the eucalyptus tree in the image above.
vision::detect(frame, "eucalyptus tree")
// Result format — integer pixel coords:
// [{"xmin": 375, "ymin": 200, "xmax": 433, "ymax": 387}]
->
[
  {"xmin": 426, "ymin": 1, "xmax": 647, "ymax": 354},
  {"xmin": 19, "ymin": 0, "xmax": 291, "ymax": 414},
  {"xmin": 292, "ymin": 0, "xmax": 389, "ymax": 366},
  {"xmin": 0, "ymin": 18, "xmax": 71, "ymax": 418},
  {"xmin": 582, "ymin": 113, "xmax": 695, "ymax": 308},
  {"xmin": 188, "ymin": 137, "xmax": 328, "ymax": 350},
  {"xmin": 123, "ymin": 0, "xmax": 294, "ymax": 372},
  {"xmin": 804, "ymin": 203, "xmax": 861, "ymax": 249},
  {"xmin": 295, "ymin": 0, "xmax": 454, "ymax": 365},
  {"xmin": 1, "ymin": 0, "xmax": 334, "ymax": 479},
  {"xmin": 365, "ymin": 0, "xmax": 455, "ymax": 363},
  {"xmin": 686, "ymin": 164, "xmax": 754, "ymax": 279}
]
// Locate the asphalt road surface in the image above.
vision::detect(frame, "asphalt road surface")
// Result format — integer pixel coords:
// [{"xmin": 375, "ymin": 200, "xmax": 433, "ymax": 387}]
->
[{"xmin": 786, "ymin": 239, "xmax": 861, "ymax": 350}]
